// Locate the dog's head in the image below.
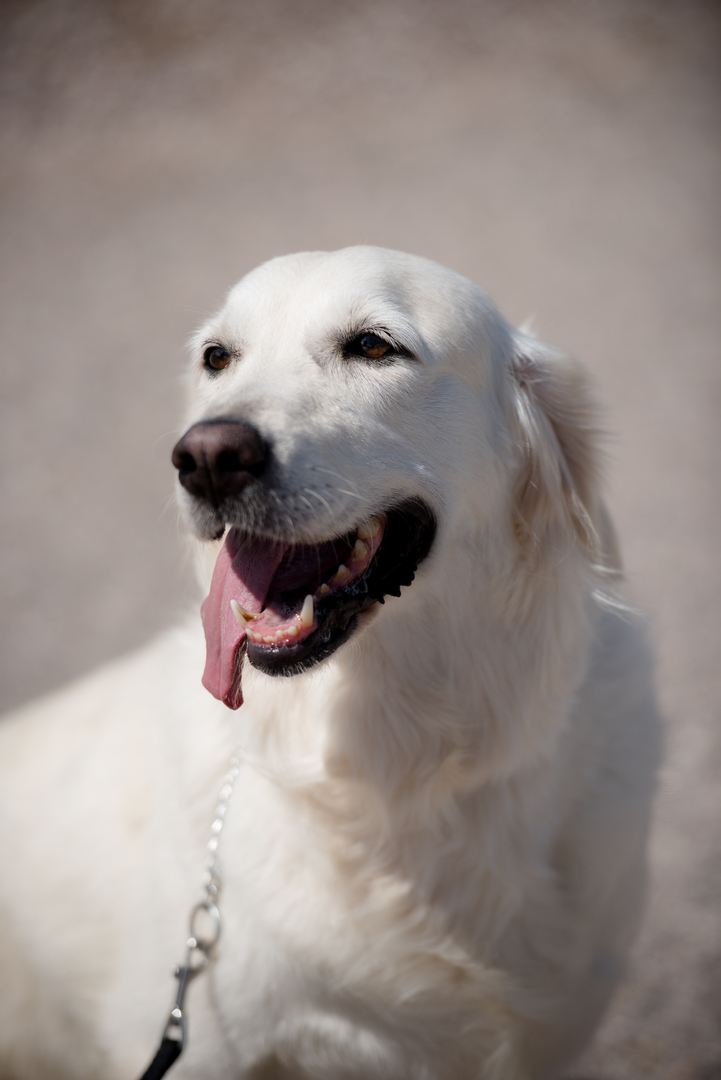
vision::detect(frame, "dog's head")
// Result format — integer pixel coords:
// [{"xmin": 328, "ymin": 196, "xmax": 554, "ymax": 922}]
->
[{"xmin": 173, "ymin": 247, "xmax": 606, "ymax": 708}]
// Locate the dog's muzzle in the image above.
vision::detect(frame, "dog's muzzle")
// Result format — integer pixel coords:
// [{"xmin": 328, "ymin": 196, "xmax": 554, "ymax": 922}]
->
[{"xmin": 172, "ymin": 420, "xmax": 436, "ymax": 709}]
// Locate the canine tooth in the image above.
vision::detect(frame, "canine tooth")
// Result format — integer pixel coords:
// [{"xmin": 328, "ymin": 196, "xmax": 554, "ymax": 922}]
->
[
  {"xmin": 331, "ymin": 564, "xmax": 351, "ymax": 584},
  {"xmin": 351, "ymin": 538, "xmax": 368, "ymax": 561},
  {"xmin": 230, "ymin": 599, "xmax": 259, "ymax": 623},
  {"xmin": 288, "ymin": 624, "xmax": 299, "ymax": 637},
  {"xmin": 357, "ymin": 515, "xmax": 381, "ymax": 540},
  {"xmin": 300, "ymin": 594, "xmax": 314, "ymax": 628},
  {"xmin": 230, "ymin": 599, "xmax": 247, "ymax": 626}
]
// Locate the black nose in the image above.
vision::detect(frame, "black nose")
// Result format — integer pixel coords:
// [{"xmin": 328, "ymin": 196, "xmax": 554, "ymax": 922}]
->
[{"xmin": 171, "ymin": 420, "xmax": 268, "ymax": 502}]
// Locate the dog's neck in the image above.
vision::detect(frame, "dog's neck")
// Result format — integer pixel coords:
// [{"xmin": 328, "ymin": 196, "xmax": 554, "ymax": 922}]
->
[{"xmin": 239, "ymin": 538, "xmax": 594, "ymax": 817}]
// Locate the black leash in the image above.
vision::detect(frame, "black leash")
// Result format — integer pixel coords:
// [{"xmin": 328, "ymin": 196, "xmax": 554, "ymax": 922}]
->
[{"xmin": 139, "ymin": 1035, "xmax": 182, "ymax": 1080}]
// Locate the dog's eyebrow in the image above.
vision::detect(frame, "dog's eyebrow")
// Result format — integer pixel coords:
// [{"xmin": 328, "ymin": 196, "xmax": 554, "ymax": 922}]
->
[{"xmin": 200, "ymin": 336, "xmax": 240, "ymax": 351}]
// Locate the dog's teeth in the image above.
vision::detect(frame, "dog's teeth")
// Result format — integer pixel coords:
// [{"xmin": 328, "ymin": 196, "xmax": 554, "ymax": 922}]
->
[
  {"xmin": 317, "ymin": 582, "xmax": 331, "ymax": 596},
  {"xmin": 263, "ymin": 635, "xmax": 275, "ymax": 644},
  {"xmin": 288, "ymin": 625, "xmax": 299, "ymax": 637},
  {"xmin": 300, "ymin": 594, "xmax": 314, "ymax": 628},
  {"xmin": 230, "ymin": 599, "xmax": 259, "ymax": 624},
  {"xmin": 331, "ymin": 564, "xmax": 351, "ymax": 585},
  {"xmin": 230, "ymin": 599, "xmax": 248, "ymax": 626},
  {"xmin": 357, "ymin": 515, "xmax": 381, "ymax": 540},
  {"xmin": 351, "ymin": 538, "xmax": 368, "ymax": 561}
]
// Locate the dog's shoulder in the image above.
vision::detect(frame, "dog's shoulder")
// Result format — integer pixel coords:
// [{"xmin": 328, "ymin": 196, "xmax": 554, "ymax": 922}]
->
[{"xmin": 556, "ymin": 603, "xmax": 662, "ymax": 914}]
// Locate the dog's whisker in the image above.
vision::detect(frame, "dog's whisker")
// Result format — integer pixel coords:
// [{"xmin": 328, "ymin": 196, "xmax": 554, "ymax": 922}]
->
[
  {"xmin": 151, "ymin": 429, "xmax": 185, "ymax": 452},
  {"xmin": 313, "ymin": 465, "xmax": 361, "ymax": 492},
  {"xmin": 303, "ymin": 487, "xmax": 335, "ymax": 519}
]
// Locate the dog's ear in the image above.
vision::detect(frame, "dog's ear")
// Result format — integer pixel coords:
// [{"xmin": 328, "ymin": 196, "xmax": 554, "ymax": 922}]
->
[{"xmin": 509, "ymin": 332, "xmax": 609, "ymax": 563}]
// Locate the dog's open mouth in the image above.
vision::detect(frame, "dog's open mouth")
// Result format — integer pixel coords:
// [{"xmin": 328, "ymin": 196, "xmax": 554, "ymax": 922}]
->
[{"xmin": 200, "ymin": 500, "xmax": 435, "ymax": 709}]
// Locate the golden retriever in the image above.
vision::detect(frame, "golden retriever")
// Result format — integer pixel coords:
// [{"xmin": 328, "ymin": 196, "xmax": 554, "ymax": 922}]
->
[{"xmin": 0, "ymin": 247, "xmax": 661, "ymax": 1079}]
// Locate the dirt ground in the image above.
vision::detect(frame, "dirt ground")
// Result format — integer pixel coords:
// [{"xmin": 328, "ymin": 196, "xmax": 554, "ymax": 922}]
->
[{"xmin": 0, "ymin": 1, "xmax": 719, "ymax": 1076}]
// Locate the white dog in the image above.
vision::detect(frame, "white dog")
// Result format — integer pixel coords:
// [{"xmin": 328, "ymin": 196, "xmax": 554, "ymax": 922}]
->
[{"xmin": 0, "ymin": 248, "xmax": 660, "ymax": 1079}]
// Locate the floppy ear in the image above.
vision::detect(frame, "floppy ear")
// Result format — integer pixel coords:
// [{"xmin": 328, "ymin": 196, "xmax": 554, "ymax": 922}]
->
[{"xmin": 509, "ymin": 332, "xmax": 613, "ymax": 565}]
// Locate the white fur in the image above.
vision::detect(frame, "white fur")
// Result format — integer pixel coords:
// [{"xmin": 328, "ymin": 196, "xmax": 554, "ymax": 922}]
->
[{"xmin": 0, "ymin": 248, "xmax": 661, "ymax": 1079}]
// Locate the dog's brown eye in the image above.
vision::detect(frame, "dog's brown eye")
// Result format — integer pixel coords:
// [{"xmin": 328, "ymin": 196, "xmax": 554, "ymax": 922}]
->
[
  {"xmin": 359, "ymin": 334, "xmax": 391, "ymax": 359},
  {"xmin": 204, "ymin": 345, "xmax": 232, "ymax": 372},
  {"xmin": 346, "ymin": 333, "xmax": 393, "ymax": 360}
]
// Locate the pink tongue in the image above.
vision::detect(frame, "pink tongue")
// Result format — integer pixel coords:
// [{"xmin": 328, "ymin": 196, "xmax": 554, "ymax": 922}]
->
[{"xmin": 201, "ymin": 529, "xmax": 288, "ymax": 709}]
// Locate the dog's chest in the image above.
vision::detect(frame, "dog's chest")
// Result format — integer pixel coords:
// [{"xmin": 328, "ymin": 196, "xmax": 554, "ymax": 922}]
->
[{"xmin": 198, "ymin": 769, "xmax": 518, "ymax": 1078}]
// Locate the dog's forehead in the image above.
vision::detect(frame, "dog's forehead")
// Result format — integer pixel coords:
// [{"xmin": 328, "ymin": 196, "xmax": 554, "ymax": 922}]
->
[{"xmin": 210, "ymin": 247, "xmax": 504, "ymax": 360}]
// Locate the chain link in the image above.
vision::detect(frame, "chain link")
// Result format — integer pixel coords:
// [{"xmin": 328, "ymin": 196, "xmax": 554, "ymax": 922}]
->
[{"xmin": 159, "ymin": 752, "xmax": 242, "ymax": 1051}]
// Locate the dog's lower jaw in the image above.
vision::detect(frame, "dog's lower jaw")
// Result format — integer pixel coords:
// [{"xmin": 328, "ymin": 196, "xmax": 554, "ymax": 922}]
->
[{"xmin": 197, "ymin": 498, "xmax": 436, "ymax": 708}]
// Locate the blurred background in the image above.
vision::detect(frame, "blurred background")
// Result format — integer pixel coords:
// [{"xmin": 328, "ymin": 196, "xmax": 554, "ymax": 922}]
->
[{"xmin": 0, "ymin": 0, "xmax": 719, "ymax": 1076}]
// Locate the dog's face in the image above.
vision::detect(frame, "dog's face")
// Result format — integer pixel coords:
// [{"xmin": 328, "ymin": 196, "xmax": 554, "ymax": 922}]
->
[{"xmin": 173, "ymin": 247, "xmax": 600, "ymax": 708}]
